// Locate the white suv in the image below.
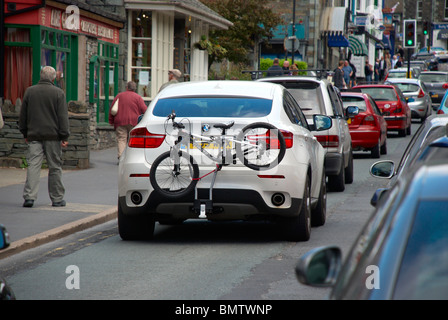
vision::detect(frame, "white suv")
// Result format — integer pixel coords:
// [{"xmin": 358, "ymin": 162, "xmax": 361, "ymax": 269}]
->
[
  {"xmin": 257, "ymin": 76, "xmax": 354, "ymax": 191},
  {"xmin": 118, "ymin": 81, "xmax": 332, "ymax": 241}
]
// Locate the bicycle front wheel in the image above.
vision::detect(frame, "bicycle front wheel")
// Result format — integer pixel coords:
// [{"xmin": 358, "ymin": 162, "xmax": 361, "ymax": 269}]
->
[
  {"xmin": 236, "ymin": 122, "xmax": 286, "ymax": 171},
  {"xmin": 150, "ymin": 151, "xmax": 199, "ymax": 199}
]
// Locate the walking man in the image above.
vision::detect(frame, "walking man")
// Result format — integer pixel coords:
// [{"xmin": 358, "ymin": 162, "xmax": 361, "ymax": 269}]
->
[{"xmin": 19, "ymin": 66, "xmax": 70, "ymax": 208}]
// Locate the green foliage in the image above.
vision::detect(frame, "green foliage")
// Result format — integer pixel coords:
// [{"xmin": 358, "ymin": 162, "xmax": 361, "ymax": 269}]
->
[
  {"xmin": 199, "ymin": 0, "xmax": 283, "ymax": 66},
  {"xmin": 208, "ymin": 62, "xmax": 252, "ymax": 80}
]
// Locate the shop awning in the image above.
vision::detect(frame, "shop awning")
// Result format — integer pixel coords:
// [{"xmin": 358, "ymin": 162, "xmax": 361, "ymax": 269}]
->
[
  {"xmin": 437, "ymin": 29, "xmax": 448, "ymax": 40},
  {"xmin": 348, "ymin": 36, "xmax": 368, "ymax": 56},
  {"xmin": 327, "ymin": 32, "xmax": 350, "ymax": 47}
]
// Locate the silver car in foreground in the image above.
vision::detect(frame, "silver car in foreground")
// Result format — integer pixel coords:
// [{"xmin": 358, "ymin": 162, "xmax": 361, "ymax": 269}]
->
[{"xmin": 385, "ymin": 78, "xmax": 432, "ymax": 122}]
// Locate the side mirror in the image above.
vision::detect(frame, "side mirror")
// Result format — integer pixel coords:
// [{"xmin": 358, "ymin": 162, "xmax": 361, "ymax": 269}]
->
[
  {"xmin": 369, "ymin": 160, "xmax": 395, "ymax": 179},
  {"xmin": 313, "ymin": 115, "xmax": 332, "ymax": 131},
  {"xmin": 0, "ymin": 225, "xmax": 10, "ymax": 250},
  {"xmin": 295, "ymin": 246, "xmax": 342, "ymax": 287},
  {"xmin": 345, "ymin": 106, "xmax": 359, "ymax": 118}
]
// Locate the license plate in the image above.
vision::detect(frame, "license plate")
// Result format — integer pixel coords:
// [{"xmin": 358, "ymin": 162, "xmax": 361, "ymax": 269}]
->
[
  {"xmin": 432, "ymin": 94, "xmax": 438, "ymax": 98},
  {"xmin": 190, "ymin": 141, "xmax": 233, "ymax": 150},
  {"xmin": 347, "ymin": 118, "xmax": 351, "ymax": 124}
]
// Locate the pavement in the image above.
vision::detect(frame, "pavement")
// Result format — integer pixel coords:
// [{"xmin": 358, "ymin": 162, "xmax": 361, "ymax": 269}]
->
[{"xmin": 0, "ymin": 147, "xmax": 119, "ymax": 259}]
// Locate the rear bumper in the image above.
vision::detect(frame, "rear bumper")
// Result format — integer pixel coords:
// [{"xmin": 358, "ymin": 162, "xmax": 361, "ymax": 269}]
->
[
  {"xmin": 118, "ymin": 190, "xmax": 302, "ymax": 221},
  {"xmin": 383, "ymin": 116, "xmax": 407, "ymax": 130},
  {"xmin": 350, "ymin": 130, "xmax": 380, "ymax": 150}
]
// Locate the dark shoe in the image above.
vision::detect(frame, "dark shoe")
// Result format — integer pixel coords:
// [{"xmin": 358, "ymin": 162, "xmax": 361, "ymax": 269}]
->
[
  {"xmin": 52, "ymin": 200, "xmax": 66, "ymax": 207},
  {"xmin": 23, "ymin": 200, "xmax": 34, "ymax": 208}
]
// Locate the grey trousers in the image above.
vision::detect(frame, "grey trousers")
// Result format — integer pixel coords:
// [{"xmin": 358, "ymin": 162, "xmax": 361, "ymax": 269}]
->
[{"xmin": 23, "ymin": 140, "xmax": 65, "ymax": 203}]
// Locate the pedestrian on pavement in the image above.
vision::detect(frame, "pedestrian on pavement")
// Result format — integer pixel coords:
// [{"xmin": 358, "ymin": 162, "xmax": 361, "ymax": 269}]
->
[
  {"xmin": 379, "ymin": 56, "xmax": 386, "ymax": 81},
  {"xmin": 391, "ymin": 55, "xmax": 398, "ymax": 69},
  {"xmin": 374, "ymin": 58, "xmax": 380, "ymax": 82},
  {"xmin": 159, "ymin": 69, "xmax": 182, "ymax": 92},
  {"xmin": 333, "ymin": 60, "xmax": 345, "ymax": 90},
  {"xmin": 364, "ymin": 60, "xmax": 373, "ymax": 83},
  {"xmin": 266, "ymin": 58, "xmax": 283, "ymax": 77},
  {"xmin": 349, "ymin": 60, "xmax": 357, "ymax": 87},
  {"xmin": 19, "ymin": 66, "xmax": 70, "ymax": 208},
  {"xmin": 109, "ymin": 81, "xmax": 148, "ymax": 160},
  {"xmin": 342, "ymin": 60, "xmax": 352, "ymax": 88}
]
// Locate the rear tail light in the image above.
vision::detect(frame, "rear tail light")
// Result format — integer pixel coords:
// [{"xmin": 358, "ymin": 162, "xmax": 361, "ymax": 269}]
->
[
  {"xmin": 437, "ymin": 109, "xmax": 446, "ymax": 115},
  {"xmin": 316, "ymin": 135, "xmax": 339, "ymax": 148},
  {"xmin": 248, "ymin": 129, "xmax": 293, "ymax": 149},
  {"xmin": 417, "ymin": 89, "xmax": 425, "ymax": 98},
  {"xmin": 128, "ymin": 127, "xmax": 165, "ymax": 148},
  {"xmin": 443, "ymin": 83, "xmax": 448, "ymax": 89}
]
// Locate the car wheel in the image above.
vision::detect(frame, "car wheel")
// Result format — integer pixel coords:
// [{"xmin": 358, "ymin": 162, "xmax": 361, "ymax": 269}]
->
[
  {"xmin": 311, "ymin": 170, "xmax": 326, "ymax": 227},
  {"xmin": 281, "ymin": 175, "xmax": 311, "ymax": 241},
  {"xmin": 118, "ymin": 200, "xmax": 155, "ymax": 241},
  {"xmin": 345, "ymin": 150, "xmax": 354, "ymax": 184},
  {"xmin": 406, "ymin": 121, "xmax": 411, "ymax": 135},
  {"xmin": 328, "ymin": 159, "xmax": 345, "ymax": 192},
  {"xmin": 371, "ymin": 139, "xmax": 381, "ymax": 158},
  {"xmin": 398, "ymin": 128, "xmax": 406, "ymax": 137},
  {"xmin": 380, "ymin": 137, "xmax": 387, "ymax": 155}
]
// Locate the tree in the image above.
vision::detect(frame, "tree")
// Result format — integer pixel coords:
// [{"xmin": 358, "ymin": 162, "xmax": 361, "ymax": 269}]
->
[{"xmin": 199, "ymin": 0, "xmax": 283, "ymax": 67}]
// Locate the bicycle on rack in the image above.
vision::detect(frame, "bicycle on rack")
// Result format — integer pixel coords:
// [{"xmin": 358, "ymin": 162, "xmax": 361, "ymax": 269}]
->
[{"xmin": 149, "ymin": 111, "xmax": 287, "ymax": 215}]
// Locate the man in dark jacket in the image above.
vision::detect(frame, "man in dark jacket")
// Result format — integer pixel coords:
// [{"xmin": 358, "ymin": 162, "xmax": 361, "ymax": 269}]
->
[
  {"xmin": 19, "ymin": 66, "xmax": 70, "ymax": 208},
  {"xmin": 333, "ymin": 60, "xmax": 345, "ymax": 90},
  {"xmin": 266, "ymin": 58, "xmax": 283, "ymax": 77}
]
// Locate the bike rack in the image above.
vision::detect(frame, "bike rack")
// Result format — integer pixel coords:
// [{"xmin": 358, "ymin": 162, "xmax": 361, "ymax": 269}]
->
[{"xmin": 193, "ymin": 165, "xmax": 220, "ymax": 218}]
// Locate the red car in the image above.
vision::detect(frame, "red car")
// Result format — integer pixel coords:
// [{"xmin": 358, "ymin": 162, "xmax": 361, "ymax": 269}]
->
[
  {"xmin": 352, "ymin": 84, "xmax": 412, "ymax": 137},
  {"xmin": 341, "ymin": 92, "xmax": 388, "ymax": 158}
]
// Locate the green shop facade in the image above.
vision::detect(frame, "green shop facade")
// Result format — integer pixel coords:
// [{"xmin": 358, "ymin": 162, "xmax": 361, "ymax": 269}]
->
[{"xmin": 1, "ymin": 1, "xmax": 123, "ymax": 168}]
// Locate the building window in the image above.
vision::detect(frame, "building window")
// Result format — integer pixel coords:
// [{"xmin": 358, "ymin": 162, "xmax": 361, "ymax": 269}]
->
[
  {"xmin": 417, "ymin": 1, "xmax": 422, "ymax": 20},
  {"xmin": 445, "ymin": 0, "xmax": 448, "ymax": 20},
  {"xmin": 4, "ymin": 27, "xmax": 33, "ymax": 104},
  {"xmin": 131, "ymin": 10, "xmax": 152, "ymax": 98}
]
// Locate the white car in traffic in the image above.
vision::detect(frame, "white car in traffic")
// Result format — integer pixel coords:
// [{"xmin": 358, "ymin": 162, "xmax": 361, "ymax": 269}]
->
[{"xmin": 118, "ymin": 80, "xmax": 332, "ymax": 241}]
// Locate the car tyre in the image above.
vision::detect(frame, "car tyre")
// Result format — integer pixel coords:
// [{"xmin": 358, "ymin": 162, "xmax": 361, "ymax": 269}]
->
[
  {"xmin": 281, "ymin": 176, "xmax": 311, "ymax": 241},
  {"xmin": 380, "ymin": 137, "xmax": 387, "ymax": 155},
  {"xmin": 118, "ymin": 201, "xmax": 155, "ymax": 241},
  {"xmin": 345, "ymin": 150, "xmax": 354, "ymax": 184},
  {"xmin": 311, "ymin": 170, "xmax": 326, "ymax": 227},
  {"xmin": 328, "ymin": 159, "xmax": 345, "ymax": 192},
  {"xmin": 371, "ymin": 139, "xmax": 381, "ymax": 158},
  {"xmin": 406, "ymin": 121, "xmax": 411, "ymax": 135}
]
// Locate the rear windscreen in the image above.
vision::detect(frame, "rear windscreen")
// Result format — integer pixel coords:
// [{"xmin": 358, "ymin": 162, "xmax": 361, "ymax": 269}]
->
[
  {"xmin": 391, "ymin": 83, "xmax": 420, "ymax": 93},
  {"xmin": 152, "ymin": 97, "xmax": 272, "ymax": 118},
  {"xmin": 420, "ymin": 74, "xmax": 448, "ymax": 82},
  {"xmin": 357, "ymin": 88, "xmax": 397, "ymax": 101},
  {"xmin": 341, "ymin": 96, "xmax": 367, "ymax": 111}
]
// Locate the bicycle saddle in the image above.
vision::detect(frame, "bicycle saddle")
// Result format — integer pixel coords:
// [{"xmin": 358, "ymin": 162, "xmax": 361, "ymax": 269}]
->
[{"xmin": 213, "ymin": 121, "xmax": 234, "ymax": 130}]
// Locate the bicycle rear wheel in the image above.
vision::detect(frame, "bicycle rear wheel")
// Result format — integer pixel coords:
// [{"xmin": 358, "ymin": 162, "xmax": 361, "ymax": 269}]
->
[
  {"xmin": 236, "ymin": 122, "xmax": 286, "ymax": 171},
  {"xmin": 150, "ymin": 150, "xmax": 199, "ymax": 199}
]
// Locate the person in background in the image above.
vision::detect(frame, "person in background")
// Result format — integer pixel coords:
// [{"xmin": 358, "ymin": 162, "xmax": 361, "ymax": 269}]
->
[
  {"xmin": 391, "ymin": 55, "xmax": 398, "ymax": 69},
  {"xmin": 349, "ymin": 60, "xmax": 357, "ymax": 87},
  {"xmin": 364, "ymin": 60, "xmax": 373, "ymax": 83},
  {"xmin": 109, "ymin": 81, "xmax": 148, "ymax": 160},
  {"xmin": 342, "ymin": 60, "xmax": 352, "ymax": 88},
  {"xmin": 333, "ymin": 60, "xmax": 345, "ymax": 90},
  {"xmin": 266, "ymin": 58, "xmax": 283, "ymax": 77},
  {"xmin": 374, "ymin": 58, "xmax": 380, "ymax": 82},
  {"xmin": 19, "ymin": 66, "xmax": 70, "ymax": 208},
  {"xmin": 282, "ymin": 60, "xmax": 290, "ymax": 75},
  {"xmin": 159, "ymin": 69, "xmax": 182, "ymax": 92},
  {"xmin": 379, "ymin": 56, "xmax": 386, "ymax": 81}
]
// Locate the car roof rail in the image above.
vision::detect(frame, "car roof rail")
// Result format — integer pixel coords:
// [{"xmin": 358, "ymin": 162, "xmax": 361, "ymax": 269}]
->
[{"xmin": 242, "ymin": 69, "xmax": 331, "ymax": 80}]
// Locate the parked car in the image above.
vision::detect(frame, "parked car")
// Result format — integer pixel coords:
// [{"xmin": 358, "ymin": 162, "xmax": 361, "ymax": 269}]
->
[
  {"xmin": 418, "ymin": 71, "xmax": 448, "ymax": 107},
  {"xmin": 384, "ymin": 67, "xmax": 420, "ymax": 80},
  {"xmin": 369, "ymin": 114, "xmax": 448, "ymax": 206},
  {"xmin": 296, "ymin": 157, "xmax": 448, "ymax": 299},
  {"xmin": 384, "ymin": 78, "xmax": 432, "ymax": 122},
  {"xmin": 352, "ymin": 84, "xmax": 412, "ymax": 137},
  {"xmin": 256, "ymin": 76, "xmax": 354, "ymax": 192},
  {"xmin": 435, "ymin": 54, "xmax": 448, "ymax": 71},
  {"xmin": 118, "ymin": 81, "xmax": 333, "ymax": 241},
  {"xmin": 0, "ymin": 225, "xmax": 15, "ymax": 300},
  {"xmin": 340, "ymin": 92, "xmax": 388, "ymax": 158}
]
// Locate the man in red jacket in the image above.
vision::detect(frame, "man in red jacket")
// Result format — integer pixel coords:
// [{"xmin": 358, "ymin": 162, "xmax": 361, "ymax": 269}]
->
[{"xmin": 109, "ymin": 81, "xmax": 148, "ymax": 159}]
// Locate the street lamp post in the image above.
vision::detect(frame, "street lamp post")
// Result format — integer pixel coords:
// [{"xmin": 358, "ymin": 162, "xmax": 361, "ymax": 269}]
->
[{"xmin": 291, "ymin": 0, "xmax": 296, "ymax": 65}]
